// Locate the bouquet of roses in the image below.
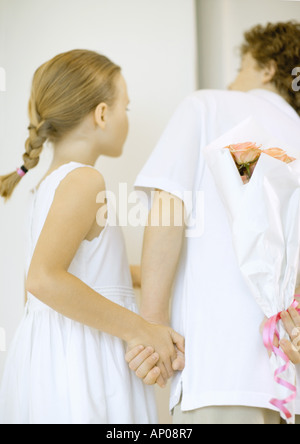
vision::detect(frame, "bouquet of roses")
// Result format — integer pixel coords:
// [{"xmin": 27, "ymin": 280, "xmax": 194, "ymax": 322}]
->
[
  {"xmin": 204, "ymin": 117, "xmax": 300, "ymax": 423},
  {"xmin": 227, "ymin": 142, "xmax": 296, "ymax": 184}
]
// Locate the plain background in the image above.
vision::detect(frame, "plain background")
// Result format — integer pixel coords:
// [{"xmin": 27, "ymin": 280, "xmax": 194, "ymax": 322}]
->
[{"xmin": 0, "ymin": 0, "xmax": 299, "ymax": 424}]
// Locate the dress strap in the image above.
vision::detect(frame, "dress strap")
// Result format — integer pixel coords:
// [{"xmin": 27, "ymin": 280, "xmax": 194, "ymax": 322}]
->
[
  {"xmin": 38, "ymin": 162, "xmax": 95, "ymax": 196},
  {"xmin": 27, "ymin": 162, "xmax": 97, "ymax": 257}
]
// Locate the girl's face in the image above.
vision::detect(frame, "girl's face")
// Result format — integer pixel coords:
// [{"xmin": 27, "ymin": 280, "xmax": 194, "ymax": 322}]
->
[{"xmin": 102, "ymin": 74, "xmax": 130, "ymax": 158}]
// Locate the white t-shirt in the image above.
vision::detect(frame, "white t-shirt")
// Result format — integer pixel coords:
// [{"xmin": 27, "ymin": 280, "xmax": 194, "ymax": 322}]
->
[{"xmin": 134, "ymin": 89, "xmax": 300, "ymax": 413}]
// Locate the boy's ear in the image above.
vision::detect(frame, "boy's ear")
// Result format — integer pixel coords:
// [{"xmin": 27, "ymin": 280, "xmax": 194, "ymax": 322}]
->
[
  {"xmin": 94, "ymin": 103, "xmax": 108, "ymax": 130},
  {"xmin": 262, "ymin": 60, "xmax": 277, "ymax": 84}
]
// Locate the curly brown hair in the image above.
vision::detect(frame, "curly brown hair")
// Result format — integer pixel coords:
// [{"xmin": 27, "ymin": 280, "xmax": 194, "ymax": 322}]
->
[{"xmin": 241, "ymin": 21, "xmax": 300, "ymax": 116}]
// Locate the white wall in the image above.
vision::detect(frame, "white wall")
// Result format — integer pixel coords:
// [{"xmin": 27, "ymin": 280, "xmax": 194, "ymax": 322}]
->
[
  {"xmin": 197, "ymin": 0, "xmax": 300, "ymax": 90},
  {"xmin": 0, "ymin": 0, "xmax": 197, "ymax": 423}
]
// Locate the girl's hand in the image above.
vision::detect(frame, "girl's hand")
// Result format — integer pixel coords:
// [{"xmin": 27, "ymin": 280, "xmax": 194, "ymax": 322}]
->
[
  {"xmin": 126, "ymin": 343, "xmax": 185, "ymax": 388},
  {"xmin": 125, "ymin": 346, "xmax": 162, "ymax": 386},
  {"xmin": 125, "ymin": 346, "xmax": 185, "ymax": 388},
  {"xmin": 126, "ymin": 322, "xmax": 185, "ymax": 387}
]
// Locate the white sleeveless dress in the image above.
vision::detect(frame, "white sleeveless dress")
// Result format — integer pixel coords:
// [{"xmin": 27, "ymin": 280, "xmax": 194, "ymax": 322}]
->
[{"xmin": 0, "ymin": 162, "xmax": 158, "ymax": 424}]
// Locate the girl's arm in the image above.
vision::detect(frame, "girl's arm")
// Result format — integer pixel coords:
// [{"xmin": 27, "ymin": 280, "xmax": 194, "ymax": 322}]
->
[{"xmin": 26, "ymin": 168, "xmax": 184, "ymax": 367}]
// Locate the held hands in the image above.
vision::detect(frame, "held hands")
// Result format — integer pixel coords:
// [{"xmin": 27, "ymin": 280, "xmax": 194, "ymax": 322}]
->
[
  {"xmin": 126, "ymin": 344, "xmax": 185, "ymax": 388},
  {"xmin": 125, "ymin": 322, "xmax": 185, "ymax": 388}
]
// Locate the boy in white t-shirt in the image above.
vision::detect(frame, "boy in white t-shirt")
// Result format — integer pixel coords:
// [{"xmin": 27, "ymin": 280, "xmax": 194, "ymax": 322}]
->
[{"xmin": 127, "ymin": 22, "xmax": 300, "ymax": 424}]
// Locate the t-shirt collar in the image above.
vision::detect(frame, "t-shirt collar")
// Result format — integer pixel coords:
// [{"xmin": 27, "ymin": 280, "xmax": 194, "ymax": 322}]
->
[{"xmin": 248, "ymin": 88, "xmax": 299, "ymax": 121}]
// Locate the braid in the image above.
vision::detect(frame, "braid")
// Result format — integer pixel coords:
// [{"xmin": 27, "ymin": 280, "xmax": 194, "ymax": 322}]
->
[
  {"xmin": 0, "ymin": 120, "xmax": 50, "ymax": 201},
  {"xmin": 23, "ymin": 120, "xmax": 50, "ymax": 171}
]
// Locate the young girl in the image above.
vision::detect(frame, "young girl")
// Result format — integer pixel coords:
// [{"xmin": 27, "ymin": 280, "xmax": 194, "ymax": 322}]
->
[{"xmin": 0, "ymin": 50, "xmax": 184, "ymax": 424}]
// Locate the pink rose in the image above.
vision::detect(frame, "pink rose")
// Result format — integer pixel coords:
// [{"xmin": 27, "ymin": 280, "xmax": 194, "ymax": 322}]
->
[
  {"xmin": 262, "ymin": 148, "xmax": 296, "ymax": 164},
  {"xmin": 225, "ymin": 142, "xmax": 296, "ymax": 184},
  {"xmin": 226, "ymin": 142, "xmax": 262, "ymax": 166}
]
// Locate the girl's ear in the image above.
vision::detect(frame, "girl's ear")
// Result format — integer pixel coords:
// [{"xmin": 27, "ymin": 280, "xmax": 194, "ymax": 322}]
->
[{"xmin": 94, "ymin": 103, "xmax": 108, "ymax": 130}]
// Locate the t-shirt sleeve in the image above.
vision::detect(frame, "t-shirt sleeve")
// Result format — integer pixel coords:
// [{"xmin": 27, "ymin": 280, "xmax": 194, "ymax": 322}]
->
[{"xmin": 134, "ymin": 94, "xmax": 205, "ymax": 213}]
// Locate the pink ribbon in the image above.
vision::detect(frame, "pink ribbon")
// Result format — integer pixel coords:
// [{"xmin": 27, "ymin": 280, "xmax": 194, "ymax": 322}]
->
[{"xmin": 263, "ymin": 298, "xmax": 300, "ymax": 420}]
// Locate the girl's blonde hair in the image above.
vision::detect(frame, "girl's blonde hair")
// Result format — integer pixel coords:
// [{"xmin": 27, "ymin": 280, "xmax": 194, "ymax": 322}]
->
[{"xmin": 0, "ymin": 49, "xmax": 121, "ymax": 200}]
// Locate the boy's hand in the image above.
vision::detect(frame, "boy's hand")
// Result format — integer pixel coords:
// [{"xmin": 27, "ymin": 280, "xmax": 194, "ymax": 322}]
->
[
  {"xmin": 280, "ymin": 301, "xmax": 300, "ymax": 364},
  {"xmin": 260, "ymin": 296, "xmax": 300, "ymax": 363}
]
